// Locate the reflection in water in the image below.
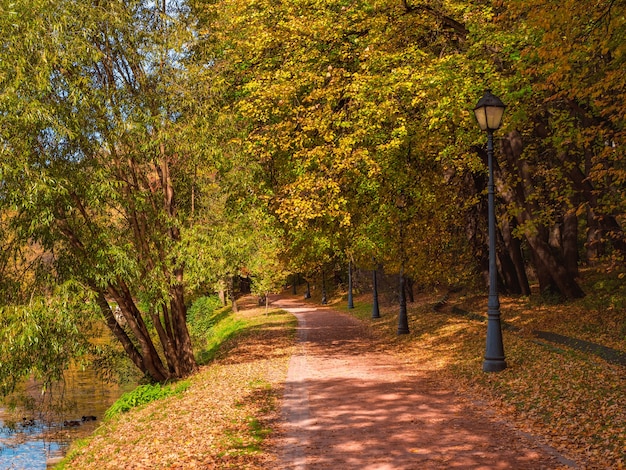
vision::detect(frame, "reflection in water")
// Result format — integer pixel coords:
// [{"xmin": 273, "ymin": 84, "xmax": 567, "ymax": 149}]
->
[
  {"xmin": 0, "ymin": 364, "xmax": 134, "ymax": 469},
  {"xmin": 0, "ymin": 426, "xmax": 62, "ymax": 470}
]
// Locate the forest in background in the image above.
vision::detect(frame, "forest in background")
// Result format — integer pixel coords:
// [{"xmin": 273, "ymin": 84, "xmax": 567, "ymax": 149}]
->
[{"xmin": 0, "ymin": 0, "xmax": 624, "ymax": 385}]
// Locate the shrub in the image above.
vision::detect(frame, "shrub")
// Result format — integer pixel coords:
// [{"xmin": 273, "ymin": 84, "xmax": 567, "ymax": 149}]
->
[
  {"xmin": 104, "ymin": 381, "xmax": 190, "ymax": 420},
  {"xmin": 187, "ymin": 295, "xmax": 224, "ymax": 337}
]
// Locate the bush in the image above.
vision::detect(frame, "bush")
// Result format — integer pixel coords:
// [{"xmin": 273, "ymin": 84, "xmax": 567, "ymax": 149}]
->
[
  {"xmin": 187, "ymin": 296, "xmax": 223, "ymax": 337},
  {"xmin": 104, "ymin": 381, "xmax": 190, "ymax": 420}
]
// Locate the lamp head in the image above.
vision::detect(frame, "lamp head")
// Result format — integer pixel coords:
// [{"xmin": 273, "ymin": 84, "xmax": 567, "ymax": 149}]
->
[{"xmin": 473, "ymin": 90, "xmax": 506, "ymax": 132}]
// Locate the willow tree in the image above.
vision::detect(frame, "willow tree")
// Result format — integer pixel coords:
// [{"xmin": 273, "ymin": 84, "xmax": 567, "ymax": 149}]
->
[{"xmin": 0, "ymin": 0, "xmax": 201, "ymax": 383}]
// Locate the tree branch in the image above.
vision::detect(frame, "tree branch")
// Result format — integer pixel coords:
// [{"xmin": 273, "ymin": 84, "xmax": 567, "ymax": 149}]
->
[{"xmin": 401, "ymin": 0, "xmax": 468, "ymax": 39}]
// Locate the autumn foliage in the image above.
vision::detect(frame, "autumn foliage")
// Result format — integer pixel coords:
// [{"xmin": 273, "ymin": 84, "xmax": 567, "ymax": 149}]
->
[{"xmin": 0, "ymin": 0, "xmax": 624, "ymax": 440}]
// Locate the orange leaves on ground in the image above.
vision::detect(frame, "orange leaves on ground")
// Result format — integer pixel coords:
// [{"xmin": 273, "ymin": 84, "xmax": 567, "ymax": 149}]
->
[
  {"xmin": 348, "ymin": 289, "xmax": 626, "ymax": 469},
  {"xmin": 63, "ymin": 308, "xmax": 296, "ymax": 470}
]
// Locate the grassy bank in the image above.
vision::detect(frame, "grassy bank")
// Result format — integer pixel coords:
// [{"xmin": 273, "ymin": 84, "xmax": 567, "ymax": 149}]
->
[{"xmin": 57, "ymin": 301, "xmax": 297, "ymax": 469}]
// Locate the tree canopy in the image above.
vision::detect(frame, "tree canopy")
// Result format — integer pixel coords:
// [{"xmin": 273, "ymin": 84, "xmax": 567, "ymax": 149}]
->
[{"xmin": 0, "ymin": 0, "xmax": 624, "ymax": 386}]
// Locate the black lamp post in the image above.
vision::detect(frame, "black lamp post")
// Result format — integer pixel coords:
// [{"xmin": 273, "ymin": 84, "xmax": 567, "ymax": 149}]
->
[
  {"xmin": 372, "ymin": 258, "xmax": 380, "ymax": 319},
  {"xmin": 397, "ymin": 269, "xmax": 409, "ymax": 334},
  {"xmin": 396, "ymin": 194, "xmax": 409, "ymax": 335},
  {"xmin": 473, "ymin": 90, "xmax": 507, "ymax": 373},
  {"xmin": 347, "ymin": 261, "xmax": 354, "ymax": 309}
]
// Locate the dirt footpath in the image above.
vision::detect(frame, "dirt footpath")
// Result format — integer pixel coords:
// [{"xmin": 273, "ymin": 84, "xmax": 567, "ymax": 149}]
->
[{"xmin": 272, "ymin": 297, "xmax": 577, "ymax": 470}]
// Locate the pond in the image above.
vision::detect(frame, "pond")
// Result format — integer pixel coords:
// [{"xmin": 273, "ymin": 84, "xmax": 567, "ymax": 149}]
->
[{"xmin": 0, "ymin": 366, "xmax": 133, "ymax": 469}]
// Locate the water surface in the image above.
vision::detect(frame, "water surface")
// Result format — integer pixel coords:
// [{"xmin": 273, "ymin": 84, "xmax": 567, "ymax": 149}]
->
[{"xmin": 0, "ymin": 366, "xmax": 132, "ymax": 469}]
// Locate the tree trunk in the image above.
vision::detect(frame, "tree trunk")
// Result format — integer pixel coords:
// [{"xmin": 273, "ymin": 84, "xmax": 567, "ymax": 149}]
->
[
  {"xmin": 500, "ymin": 214, "xmax": 531, "ymax": 295},
  {"xmin": 499, "ymin": 131, "xmax": 584, "ymax": 300},
  {"xmin": 528, "ymin": 248, "xmax": 557, "ymax": 296},
  {"xmin": 562, "ymin": 209, "xmax": 579, "ymax": 276},
  {"xmin": 496, "ymin": 240, "xmax": 521, "ymax": 294},
  {"xmin": 586, "ymin": 207, "xmax": 605, "ymax": 262},
  {"xmin": 548, "ymin": 222, "xmax": 562, "ymax": 250},
  {"xmin": 526, "ymin": 232, "xmax": 585, "ymax": 299},
  {"xmin": 170, "ymin": 270, "xmax": 197, "ymax": 377},
  {"xmin": 94, "ymin": 290, "xmax": 152, "ymax": 378},
  {"xmin": 108, "ymin": 283, "xmax": 171, "ymax": 382},
  {"xmin": 151, "ymin": 307, "xmax": 178, "ymax": 375}
]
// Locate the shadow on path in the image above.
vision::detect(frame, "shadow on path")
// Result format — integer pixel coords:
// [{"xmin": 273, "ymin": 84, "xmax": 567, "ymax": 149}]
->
[{"xmin": 273, "ymin": 297, "xmax": 577, "ymax": 470}]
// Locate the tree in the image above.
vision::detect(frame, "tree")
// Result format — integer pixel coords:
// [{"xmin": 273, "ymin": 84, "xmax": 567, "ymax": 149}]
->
[
  {"xmin": 0, "ymin": 0, "xmax": 200, "ymax": 383},
  {"xmin": 191, "ymin": 0, "xmax": 485, "ymax": 291},
  {"xmin": 459, "ymin": 0, "xmax": 626, "ymax": 298},
  {"xmin": 509, "ymin": 0, "xmax": 626, "ymax": 265}
]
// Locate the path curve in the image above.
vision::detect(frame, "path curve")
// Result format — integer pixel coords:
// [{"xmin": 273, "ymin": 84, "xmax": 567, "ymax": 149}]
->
[{"xmin": 273, "ymin": 296, "xmax": 576, "ymax": 470}]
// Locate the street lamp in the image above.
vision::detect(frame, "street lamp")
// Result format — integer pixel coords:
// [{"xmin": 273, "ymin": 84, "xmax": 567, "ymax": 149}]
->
[
  {"xmin": 396, "ymin": 194, "xmax": 409, "ymax": 335},
  {"xmin": 372, "ymin": 258, "xmax": 380, "ymax": 319},
  {"xmin": 473, "ymin": 90, "xmax": 507, "ymax": 372},
  {"xmin": 347, "ymin": 261, "xmax": 354, "ymax": 309}
]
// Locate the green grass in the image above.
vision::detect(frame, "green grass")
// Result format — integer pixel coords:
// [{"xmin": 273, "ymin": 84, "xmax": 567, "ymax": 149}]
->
[
  {"xmin": 195, "ymin": 313, "xmax": 248, "ymax": 364},
  {"xmin": 104, "ymin": 381, "xmax": 190, "ymax": 420}
]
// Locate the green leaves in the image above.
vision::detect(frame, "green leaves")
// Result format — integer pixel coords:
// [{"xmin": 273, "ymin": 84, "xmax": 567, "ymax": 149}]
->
[
  {"xmin": 194, "ymin": 0, "xmax": 484, "ymax": 282},
  {"xmin": 0, "ymin": 282, "xmax": 96, "ymax": 395},
  {"xmin": 0, "ymin": 0, "xmax": 625, "ymax": 386},
  {"xmin": 104, "ymin": 381, "xmax": 191, "ymax": 420},
  {"xmin": 0, "ymin": 0, "xmax": 209, "ymax": 382}
]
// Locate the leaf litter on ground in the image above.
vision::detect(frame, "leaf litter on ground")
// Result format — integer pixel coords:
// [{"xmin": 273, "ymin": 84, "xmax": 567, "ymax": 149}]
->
[
  {"xmin": 60, "ymin": 283, "xmax": 625, "ymax": 470},
  {"xmin": 341, "ymin": 287, "xmax": 625, "ymax": 470},
  {"xmin": 60, "ymin": 303, "xmax": 297, "ymax": 470}
]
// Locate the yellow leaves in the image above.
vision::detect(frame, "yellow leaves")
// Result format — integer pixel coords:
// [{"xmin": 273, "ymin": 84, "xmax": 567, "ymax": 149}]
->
[{"xmin": 273, "ymin": 172, "xmax": 349, "ymax": 230}]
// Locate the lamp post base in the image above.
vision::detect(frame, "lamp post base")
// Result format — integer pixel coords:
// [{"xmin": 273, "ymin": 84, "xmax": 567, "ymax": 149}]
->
[
  {"xmin": 482, "ymin": 358, "xmax": 507, "ymax": 372},
  {"xmin": 372, "ymin": 303, "xmax": 380, "ymax": 319},
  {"xmin": 483, "ymin": 311, "xmax": 507, "ymax": 372}
]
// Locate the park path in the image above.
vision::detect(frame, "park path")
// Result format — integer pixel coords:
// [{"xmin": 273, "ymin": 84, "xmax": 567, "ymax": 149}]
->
[{"xmin": 271, "ymin": 296, "xmax": 577, "ymax": 470}]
